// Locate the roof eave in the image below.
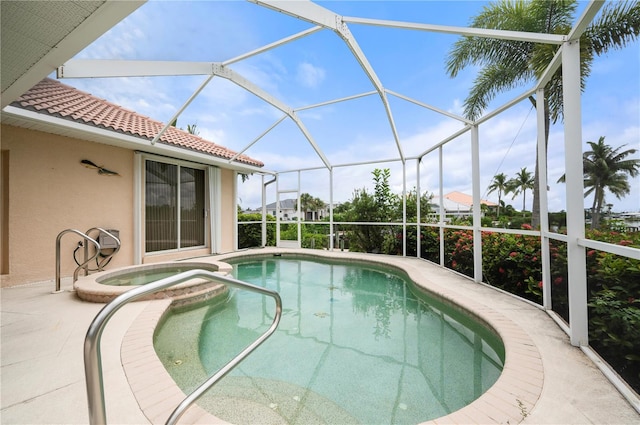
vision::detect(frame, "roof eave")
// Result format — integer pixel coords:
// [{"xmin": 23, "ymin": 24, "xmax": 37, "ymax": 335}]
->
[{"xmin": 1, "ymin": 105, "xmax": 272, "ymax": 175}]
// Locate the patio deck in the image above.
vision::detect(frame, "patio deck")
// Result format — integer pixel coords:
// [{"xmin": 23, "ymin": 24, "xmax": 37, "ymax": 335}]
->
[{"xmin": 1, "ymin": 248, "xmax": 638, "ymax": 424}]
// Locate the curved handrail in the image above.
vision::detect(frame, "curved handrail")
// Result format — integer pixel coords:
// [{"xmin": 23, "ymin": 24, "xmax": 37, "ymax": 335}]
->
[
  {"xmin": 55, "ymin": 229, "xmax": 100, "ymax": 293},
  {"xmin": 84, "ymin": 228, "xmax": 121, "ymax": 272},
  {"xmin": 84, "ymin": 269, "xmax": 282, "ymax": 425}
]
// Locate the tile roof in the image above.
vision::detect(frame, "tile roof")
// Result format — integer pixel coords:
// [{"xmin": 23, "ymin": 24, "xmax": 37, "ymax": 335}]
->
[
  {"xmin": 10, "ymin": 78, "xmax": 263, "ymax": 168},
  {"xmin": 432, "ymin": 191, "xmax": 497, "ymax": 210}
]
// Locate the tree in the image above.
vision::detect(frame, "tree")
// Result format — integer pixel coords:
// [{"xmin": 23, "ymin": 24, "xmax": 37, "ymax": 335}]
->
[
  {"xmin": 296, "ymin": 193, "xmax": 326, "ymax": 221},
  {"xmin": 558, "ymin": 137, "xmax": 640, "ymax": 228},
  {"xmin": 508, "ymin": 167, "xmax": 534, "ymax": 217},
  {"xmin": 487, "ymin": 172, "xmax": 510, "ymax": 217},
  {"xmin": 297, "ymin": 193, "xmax": 314, "ymax": 219},
  {"xmin": 186, "ymin": 123, "xmax": 200, "ymax": 135},
  {"xmin": 344, "ymin": 168, "xmax": 399, "ymax": 253},
  {"xmin": 372, "ymin": 168, "xmax": 396, "ymax": 222},
  {"xmin": 446, "ymin": 0, "xmax": 640, "ymax": 228},
  {"xmin": 403, "ymin": 188, "xmax": 433, "ymax": 222},
  {"xmin": 311, "ymin": 196, "xmax": 326, "ymax": 220}
]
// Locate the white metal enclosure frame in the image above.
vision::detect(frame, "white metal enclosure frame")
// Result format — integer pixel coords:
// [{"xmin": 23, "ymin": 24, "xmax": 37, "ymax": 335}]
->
[{"xmin": 55, "ymin": 0, "xmax": 640, "ymax": 408}]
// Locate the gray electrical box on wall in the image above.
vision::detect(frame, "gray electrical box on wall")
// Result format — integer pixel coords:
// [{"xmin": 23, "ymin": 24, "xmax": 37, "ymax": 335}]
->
[{"xmin": 99, "ymin": 229, "xmax": 119, "ymax": 249}]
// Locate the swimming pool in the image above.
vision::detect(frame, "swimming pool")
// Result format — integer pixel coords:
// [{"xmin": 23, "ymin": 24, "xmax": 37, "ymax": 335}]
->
[{"xmin": 154, "ymin": 255, "xmax": 504, "ymax": 424}]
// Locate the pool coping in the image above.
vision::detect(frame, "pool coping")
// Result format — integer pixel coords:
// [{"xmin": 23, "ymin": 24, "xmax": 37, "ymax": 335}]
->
[{"xmin": 121, "ymin": 248, "xmax": 543, "ymax": 424}]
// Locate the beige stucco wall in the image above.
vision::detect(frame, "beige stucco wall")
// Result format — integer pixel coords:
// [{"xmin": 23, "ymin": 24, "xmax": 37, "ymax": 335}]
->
[
  {"xmin": 1, "ymin": 125, "xmax": 134, "ymax": 287},
  {"xmin": 1, "ymin": 124, "xmax": 241, "ymax": 287}
]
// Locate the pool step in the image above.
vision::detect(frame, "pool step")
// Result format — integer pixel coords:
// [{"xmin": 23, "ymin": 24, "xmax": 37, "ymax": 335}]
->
[{"xmin": 196, "ymin": 376, "xmax": 360, "ymax": 424}]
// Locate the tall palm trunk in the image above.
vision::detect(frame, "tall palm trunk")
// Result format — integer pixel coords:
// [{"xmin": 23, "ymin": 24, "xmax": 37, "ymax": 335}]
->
[{"xmin": 592, "ymin": 183, "xmax": 604, "ymax": 229}]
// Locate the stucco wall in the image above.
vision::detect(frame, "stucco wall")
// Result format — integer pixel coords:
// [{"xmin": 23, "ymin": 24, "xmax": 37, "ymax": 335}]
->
[
  {"xmin": 2, "ymin": 124, "xmax": 242, "ymax": 287},
  {"xmin": 2, "ymin": 125, "xmax": 134, "ymax": 287}
]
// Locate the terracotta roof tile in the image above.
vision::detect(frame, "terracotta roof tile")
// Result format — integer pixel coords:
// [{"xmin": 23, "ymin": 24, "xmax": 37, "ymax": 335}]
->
[
  {"xmin": 11, "ymin": 78, "xmax": 263, "ymax": 168},
  {"xmin": 443, "ymin": 191, "xmax": 497, "ymax": 207}
]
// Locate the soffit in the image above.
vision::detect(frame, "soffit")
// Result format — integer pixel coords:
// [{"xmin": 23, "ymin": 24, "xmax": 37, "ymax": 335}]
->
[{"xmin": 1, "ymin": 0, "xmax": 143, "ymax": 108}]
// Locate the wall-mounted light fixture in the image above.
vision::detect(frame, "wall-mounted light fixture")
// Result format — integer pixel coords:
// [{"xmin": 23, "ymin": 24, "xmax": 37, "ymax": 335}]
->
[{"xmin": 81, "ymin": 159, "xmax": 120, "ymax": 177}]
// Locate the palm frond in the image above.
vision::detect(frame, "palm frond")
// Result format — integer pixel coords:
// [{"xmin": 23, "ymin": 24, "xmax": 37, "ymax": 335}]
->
[
  {"xmin": 465, "ymin": 62, "xmax": 533, "ymax": 120},
  {"xmin": 586, "ymin": 0, "xmax": 640, "ymax": 55}
]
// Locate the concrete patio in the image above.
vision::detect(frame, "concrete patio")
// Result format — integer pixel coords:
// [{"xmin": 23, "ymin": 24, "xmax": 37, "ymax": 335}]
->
[{"xmin": 1, "ymin": 249, "xmax": 639, "ymax": 424}]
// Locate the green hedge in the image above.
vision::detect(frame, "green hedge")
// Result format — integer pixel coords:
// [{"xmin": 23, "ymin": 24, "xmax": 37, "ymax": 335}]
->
[{"xmin": 237, "ymin": 213, "xmax": 275, "ymax": 248}]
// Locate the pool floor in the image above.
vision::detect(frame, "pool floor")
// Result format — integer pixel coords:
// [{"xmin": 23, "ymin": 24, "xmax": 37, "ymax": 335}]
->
[{"xmin": 154, "ymin": 257, "xmax": 504, "ymax": 424}]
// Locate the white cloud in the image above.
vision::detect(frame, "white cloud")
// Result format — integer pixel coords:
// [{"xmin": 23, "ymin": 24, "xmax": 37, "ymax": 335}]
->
[
  {"xmin": 296, "ymin": 62, "xmax": 326, "ymax": 88},
  {"xmin": 447, "ymin": 98, "xmax": 465, "ymax": 116}
]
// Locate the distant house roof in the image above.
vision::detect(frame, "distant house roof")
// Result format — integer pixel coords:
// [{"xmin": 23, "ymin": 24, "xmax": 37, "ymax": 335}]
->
[
  {"xmin": 10, "ymin": 78, "xmax": 263, "ymax": 168},
  {"xmin": 432, "ymin": 191, "xmax": 497, "ymax": 212},
  {"xmin": 265, "ymin": 199, "xmax": 297, "ymax": 210}
]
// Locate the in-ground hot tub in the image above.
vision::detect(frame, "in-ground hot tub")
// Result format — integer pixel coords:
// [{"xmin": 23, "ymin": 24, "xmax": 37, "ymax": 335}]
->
[{"xmin": 74, "ymin": 260, "xmax": 232, "ymax": 303}]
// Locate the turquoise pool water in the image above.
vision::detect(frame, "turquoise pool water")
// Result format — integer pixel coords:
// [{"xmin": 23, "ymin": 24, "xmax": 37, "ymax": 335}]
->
[
  {"xmin": 154, "ymin": 256, "xmax": 504, "ymax": 424},
  {"xmin": 97, "ymin": 264, "xmax": 218, "ymax": 286}
]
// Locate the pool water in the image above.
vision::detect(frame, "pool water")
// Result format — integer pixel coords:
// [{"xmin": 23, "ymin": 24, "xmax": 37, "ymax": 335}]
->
[
  {"xmin": 98, "ymin": 265, "xmax": 215, "ymax": 286},
  {"xmin": 154, "ymin": 257, "xmax": 504, "ymax": 424}
]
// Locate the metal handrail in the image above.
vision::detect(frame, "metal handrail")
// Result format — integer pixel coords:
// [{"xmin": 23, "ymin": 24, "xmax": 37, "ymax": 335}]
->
[
  {"xmin": 55, "ymin": 229, "xmax": 100, "ymax": 293},
  {"xmin": 84, "ymin": 269, "xmax": 282, "ymax": 425},
  {"xmin": 84, "ymin": 228, "xmax": 121, "ymax": 273}
]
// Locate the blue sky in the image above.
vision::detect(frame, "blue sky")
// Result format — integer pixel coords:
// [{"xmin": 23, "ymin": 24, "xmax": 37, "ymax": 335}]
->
[{"xmin": 66, "ymin": 0, "xmax": 639, "ymax": 213}]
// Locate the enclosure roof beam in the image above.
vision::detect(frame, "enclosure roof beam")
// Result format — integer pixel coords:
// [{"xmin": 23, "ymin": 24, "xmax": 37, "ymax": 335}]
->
[
  {"xmin": 295, "ymin": 91, "xmax": 377, "ymax": 111},
  {"xmin": 277, "ymin": 155, "xmax": 405, "ymax": 174},
  {"xmin": 60, "ymin": 62, "xmax": 217, "ymax": 146},
  {"xmin": 249, "ymin": 0, "xmax": 341, "ymax": 28},
  {"xmin": 343, "ymin": 16, "xmax": 567, "ymax": 44},
  {"xmin": 334, "ymin": 19, "xmax": 404, "ymax": 162},
  {"xmin": 418, "ymin": 125, "xmax": 472, "ymax": 158},
  {"xmin": 535, "ymin": 1, "xmax": 604, "ymax": 90},
  {"xmin": 150, "ymin": 74, "xmax": 214, "ymax": 145},
  {"xmin": 230, "ymin": 114, "xmax": 288, "ymax": 164},
  {"xmin": 567, "ymin": 0, "xmax": 604, "ymax": 42},
  {"xmin": 475, "ymin": 87, "xmax": 536, "ymax": 126},
  {"xmin": 223, "ymin": 25, "xmax": 324, "ymax": 66},
  {"xmin": 58, "ymin": 59, "xmax": 213, "ymax": 78},
  {"xmin": 58, "ymin": 59, "xmax": 332, "ymax": 169},
  {"xmin": 536, "ymin": 47, "xmax": 563, "ymax": 90},
  {"xmin": 386, "ymin": 89, "xmax": 472, "ymax": 125},
  {"xmin": 253, "ymin": 0, "xmax": 405, "ymax": 163},
  {"xmin": 212, "ymin": 64, "xmax": 333, "ymax": 170}
]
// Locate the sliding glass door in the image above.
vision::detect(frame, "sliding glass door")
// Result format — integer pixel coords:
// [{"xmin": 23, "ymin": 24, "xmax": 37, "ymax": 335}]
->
[{"xmin": 145, "ymin": 159, "xmax": 205, "ymax": 253}]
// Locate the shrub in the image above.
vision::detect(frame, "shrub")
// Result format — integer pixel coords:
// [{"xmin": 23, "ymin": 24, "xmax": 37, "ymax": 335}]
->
[
  {"xmin": 481, "ymin": 230, "xmax": 542, "ymax": 303},
  {"xmin": 446, "ymin": 229, "xmax": 474, "ymax": 278},
  {"xmin": 237, "ymin": 213, "xmax": 275, "ymax": 248},
  {"xmin": 302, "ymin": 233, "xmax": 328, "ymax": 249}
]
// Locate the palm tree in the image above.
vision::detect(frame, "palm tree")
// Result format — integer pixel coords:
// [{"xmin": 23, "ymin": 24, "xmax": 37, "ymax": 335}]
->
[
  {"xmin": 508, "ymin": 167, "xmax": 535, "ymax": 217},
  {"xmin": 186, "ymin": 123, "xmax": 200, "ymax": 135},
  {"xmin": 558, "ymin": 137, "xmax": 640, "ymax": 228},
  {"xmin": 487, "ymin": 172, "xmax": 510, "ymax": 217},
  {"xmin": 446, "ymin": 0, "xmax": 640, "ymax": 228},
  {"xmin": 297, "ymin": 193, "xmax": 314, "ymax": 220},
  {"xmin": 311, "ymin": 196, "xmax": 326, "ymax": 220}
]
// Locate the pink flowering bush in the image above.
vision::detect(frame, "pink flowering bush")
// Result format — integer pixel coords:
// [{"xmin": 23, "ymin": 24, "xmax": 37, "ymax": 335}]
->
[{"xmin": 481, "ymin": 229, "xmax": 542, "ymax": 302}]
